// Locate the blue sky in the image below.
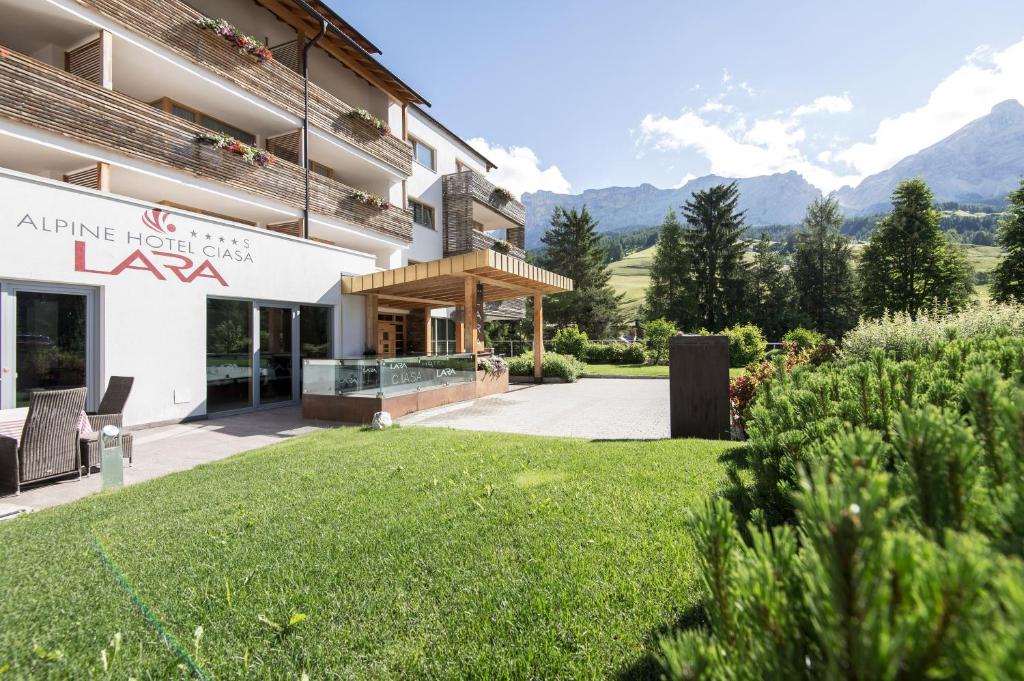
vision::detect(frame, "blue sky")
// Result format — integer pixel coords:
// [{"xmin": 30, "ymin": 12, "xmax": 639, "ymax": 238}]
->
[{"xmin": 330, "ymin": 1, "xmax": 1024, "ymax": 196}]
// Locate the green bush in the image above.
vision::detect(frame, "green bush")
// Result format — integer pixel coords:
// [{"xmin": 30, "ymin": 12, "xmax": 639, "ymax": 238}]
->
[
  {"xmin": 506, "ymin": 352, "xmax": 586, "ymax": 382},
  {"xmin": 723, "ymin": 324, "xmax": 766, "ymax": 367},
  {"xmin": 842, "ymin": 303, "xmax": 1024, "ymax": 361},
  {"xmin": 781, "ymin": 327, "xmax": 824, "ymax": 351},
  {"xmin": 621, "ymin": 342, "xmax": 647, "ymax": 364},
  {"xmin": 643, "ymin": 318, "xmax": 676, "ymax": 364},
  {"xmin": 658, "ymin": 334, "xmax": 1024, "ymax": 679},
  {"xmin": 551, "ymin": 324, "xmax": 589, "ymax": 359}
]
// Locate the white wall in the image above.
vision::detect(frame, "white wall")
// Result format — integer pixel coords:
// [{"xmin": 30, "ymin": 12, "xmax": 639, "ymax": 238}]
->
[
  {"xmin": 0, "ymin": 171, "xmax": 376, "ymax": 425},
  {"xmin": 404, "ymin": 109, "xmax": 490, "ymax": 264}
]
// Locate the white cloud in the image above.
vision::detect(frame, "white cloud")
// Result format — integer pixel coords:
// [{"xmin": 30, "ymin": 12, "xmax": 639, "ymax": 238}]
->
[
  {"xmin": 792, "ymin": 93, "xmax": 853, "ymax": 117},
  {"xmin": 699, "ymin": 96, "xmax": 735, "ymax": 113},
  {"xmin": 836, "ymin": 37, "xmax": 1024, "ymax": 175},
  {"xmin": 467, "ymin": 138, "xmax": 571, "ymax": 198},
  {"xmin": 721, "ymin": 68, "xmax": 733, "ymax": 84},
  {"xmin": 673, "ymin": 173, "xmax": 697, "ymax": 188},
  {"xmin": 638, "ymin": 109, "xmax": 860, "ymax": 192}
]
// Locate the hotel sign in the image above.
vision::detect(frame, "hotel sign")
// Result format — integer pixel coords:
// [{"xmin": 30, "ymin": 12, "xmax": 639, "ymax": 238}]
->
[{"xmin": 12, "ymin": 208, "xmax": 256, "ymax": 287}]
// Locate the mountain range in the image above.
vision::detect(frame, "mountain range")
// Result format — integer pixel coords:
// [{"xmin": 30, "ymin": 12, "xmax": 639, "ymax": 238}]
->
[{"xmin": 522, "ymin": 99, "xmax": 1024, "ymax": 246}]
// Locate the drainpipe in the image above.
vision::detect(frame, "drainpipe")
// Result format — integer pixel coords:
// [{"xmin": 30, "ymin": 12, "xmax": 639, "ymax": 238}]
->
[{"xmin": 302, "ymin": 19, "xmax": 328, "ymax": 240}]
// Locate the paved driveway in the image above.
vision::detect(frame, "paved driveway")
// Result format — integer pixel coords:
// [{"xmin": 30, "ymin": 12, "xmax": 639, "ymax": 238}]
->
[{"xmin": 399, "ymin": 378, "xmax": 670, "ymax": 439}]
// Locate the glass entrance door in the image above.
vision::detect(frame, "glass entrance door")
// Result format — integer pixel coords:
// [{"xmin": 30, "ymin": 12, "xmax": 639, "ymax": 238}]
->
[
  {"xmin": 15, "ymin": 291, "xmax": 88, "ymax": 407},
  {"xmin": 257, "ymin": 306, "xmax": 294, "ymax": 405}
]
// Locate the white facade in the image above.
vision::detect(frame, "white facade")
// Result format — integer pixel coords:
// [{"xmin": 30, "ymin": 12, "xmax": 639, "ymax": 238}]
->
[{"xmin": 0, "ymin": 170, "xmax": 374, "ymax": 425}]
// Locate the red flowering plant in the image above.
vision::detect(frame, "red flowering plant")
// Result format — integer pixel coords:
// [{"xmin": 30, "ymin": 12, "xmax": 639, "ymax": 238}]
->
[
  {"xmin": 195, "ymin": 18, "xmax": 273, "ymax": 63},
  {"xmin": 729, "ymin": 340, "xmax": 837, "ymax": 438},
  {"xmin": 0, "ymin": 48, "xmax": 11, "ymax": 61},
  {"xmin": 195, "ymin": 132, "xmax": 272, "ymax": 167}
]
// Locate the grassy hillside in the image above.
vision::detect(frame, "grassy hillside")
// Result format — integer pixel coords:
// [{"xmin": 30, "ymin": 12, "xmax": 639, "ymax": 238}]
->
[{"xmin": 608, "ymin": 243, "xmax": 1004, "ymax": 318}]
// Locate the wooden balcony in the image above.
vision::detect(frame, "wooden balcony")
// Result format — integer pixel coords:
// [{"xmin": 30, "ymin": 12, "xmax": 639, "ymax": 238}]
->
[
  {"xmin": 442, "ymin": 170, "xmax": 526, "ymax": 257},
  {"xmin": 71, "ymin": 0, "xmax": 413, "ymax": 175},
  {"xmin": 0, "ymin": 47, "xmax": 412, "ymax": 243}
]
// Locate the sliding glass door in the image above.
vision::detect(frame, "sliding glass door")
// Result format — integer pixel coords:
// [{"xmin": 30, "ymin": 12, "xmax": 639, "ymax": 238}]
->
[
  {"xmin": 207, "ymin": 299, "xmax": 331, "ymax": 413},
  {"xmin": 0, "ymin": 283, "xmax": 96, "ymax": 410}
]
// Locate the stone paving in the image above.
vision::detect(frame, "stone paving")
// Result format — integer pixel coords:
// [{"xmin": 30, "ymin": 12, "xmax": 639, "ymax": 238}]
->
[
  {"xmin": 399, "ymin": 378, "xmax": 670, "ymax": 440},
  {"xmin": 1, "ymin": 406, "xmax": 325, "ymax": 513}
]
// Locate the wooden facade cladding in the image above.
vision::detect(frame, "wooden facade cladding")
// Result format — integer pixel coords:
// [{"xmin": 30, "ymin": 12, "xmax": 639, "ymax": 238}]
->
[
  {"xmin": 441, "ymin": 170, "xmax": 526, "ymax": 256},
  {"xmin": 70, "ymin": 0, "xmax": 413, "ymax": 175},
  {"xmin": 0, "ymin": 47, "xmax": 412, "ymax": 243},
  {"xmin": 64, "ymin": 38, "xmax": 103, "ymax": 85}
]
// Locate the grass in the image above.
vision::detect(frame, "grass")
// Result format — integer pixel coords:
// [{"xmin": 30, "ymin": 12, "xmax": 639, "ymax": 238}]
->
[
  {"xmin": 0, "ymin": 427, "xmax": 736, "ymax": 679},
  {"xmin": 583, "ymin": 363, "xmax": 745, "ymax": 378}
]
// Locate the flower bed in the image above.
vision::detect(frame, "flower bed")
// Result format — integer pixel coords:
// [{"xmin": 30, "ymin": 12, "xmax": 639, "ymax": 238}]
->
[
  {"xmin": 348, "ymin": 108, "xmax": 391, "ymax": 135},
  {"xmin": 477, "ymin": 356, "xmax": 507, "ymax": 376},
  {"xmin": 493, "ymin": 187, "xmax": 516, "ymax": 203},
  {"xmin": 195, "ymin": 132, "xmax": 271, "ymax": 167},
  {"xmin": 352, "ymin": 190, "xmax": 390, "ymax": 210},
  {"xmin": 195, "ymin": 18, "xmax": 273, "ymax": 63}
]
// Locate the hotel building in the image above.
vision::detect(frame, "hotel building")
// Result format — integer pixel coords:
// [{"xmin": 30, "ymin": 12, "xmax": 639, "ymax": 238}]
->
[{"xmin": 0, "ymin": 0, "xmax": 570, "ymax": 425}]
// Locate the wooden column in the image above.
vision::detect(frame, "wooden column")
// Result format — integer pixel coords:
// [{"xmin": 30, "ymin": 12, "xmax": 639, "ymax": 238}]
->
[
  {"xmin": 99, "ymin": 30, "xmax": 112, "ymax": 90},
  {"xmin": 463, "ymin": 276, "xmax": 477, "ymax": 353},
  {"xmin": 533, "ymin": 293, "xmax": 543, "ymax": 382},
  {"xmin": 455, "ymin": 319, "xmax": 465, "ymax": 353},
  {"xmin": 97, "ymin": 162, "xmax": 110, "ymax": 191},
  {"xmin": 365, "ymin": 294, "xmax": 379, "ymax": 354},
  {"xmin": 423, "ymin": 308, "xmax": 432, "ymax": 355}
]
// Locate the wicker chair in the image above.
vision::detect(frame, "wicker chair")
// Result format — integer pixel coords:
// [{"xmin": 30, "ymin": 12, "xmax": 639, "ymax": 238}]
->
[
  {"xmin": 83, "ymin": 376, "xmax": 135, "ymax": 472},
  {"xmin": 0, "ymin": 387, "xmax": 87, "ymax": 496}
]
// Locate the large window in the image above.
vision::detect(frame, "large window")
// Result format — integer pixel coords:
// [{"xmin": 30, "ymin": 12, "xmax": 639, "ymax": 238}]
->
[
  {"xmin": 206, "ymin": 299, "xmax": 253, "ymax": 413},
  {"xmin": 14, "ymin": 291, "xmax": 88, "ymax": 407},
  {"xmin": 432, "ymin": 317, "xmax": 456, "ymax": 355},
  {"xmin": 410, "ymin": 137, "xmax": 436, "ymax": 171},
  {"xmin": 300, "ymin": 306, "xmax": 332, "ymax": 360},
  {"xmin": 409, "ymin": 200, "xmax": 435, "ymax": 229}
]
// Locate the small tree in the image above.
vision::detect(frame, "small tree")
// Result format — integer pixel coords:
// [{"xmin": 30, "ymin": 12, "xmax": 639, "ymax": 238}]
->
[
  {"xmin": 643, "ymin": 318, "xmax": 676, "ymax": 364},
  {"xmin": 791, "ymin": 196, "xmax": 859, "ymax": 337},
  {"xmin": 992, "ymin": 180, "xmax": 1024, "ymax": 302},
  {"xmin": 550, "ymin": 324, "xmax": 589, "ymax": 359},
  {"xmin": 645, "ymin": 209, "xmax": 693, "ymax": 327},
  {"xmin": 746, "ymin": 233, "xmax": 796, "ymax": 339}
]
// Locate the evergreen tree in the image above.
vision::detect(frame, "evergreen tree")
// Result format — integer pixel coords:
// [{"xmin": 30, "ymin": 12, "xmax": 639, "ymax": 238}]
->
[
  {"xmin": 746, "ymin": 233, "xmax": 795, "ymax": 339},
  {"xmin": 538, "ymin": 206, "xmax": 623, "ymax": 338},
  {"xmin": 859, "ymin": 178, "xmax": 973, "ymax": 318},
  {"xmin": 991, "ymin": 180, "xmax": 1024, "ymax": 302},
  {"xmin": 791, "ymin": 196, "xmax": 859, "ymax": 337},
  {"xmin": 644, "ymin": 209, "xmax": 693, "ymax": 326},
  {"xmin": 680, "ymin": 183, "xmax": 749, "ymax": 331}
]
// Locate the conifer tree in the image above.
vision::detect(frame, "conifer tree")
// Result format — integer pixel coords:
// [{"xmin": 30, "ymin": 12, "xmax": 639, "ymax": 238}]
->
[
  {"xmin": 791, "ymin": 196, "xmax": 859, "ymax": 337},
  {"xmin": 538, "ymin": 206, "xmax": 623, "ymax": 337},
  {"xmin": 680, "ymin": 183, "xmax": 749, "ymax": 330},
  {"xmin": 858, "ymin": 178, "xmax": 973, "ymax": 318},
  {"xmin": 746, "ymin": 233, "xmax": 795, "ymax": 340},
  {"xmin": 991, "ymin": 180, "xmax": 1024, "ymax": 303},
  {"xmin": 644, "ymin": 209, "xmax": 693, "ymax": 326}
]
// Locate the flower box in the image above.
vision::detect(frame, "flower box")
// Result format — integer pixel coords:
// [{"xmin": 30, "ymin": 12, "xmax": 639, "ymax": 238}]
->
[
  {"xmin": 195, "ymin": 18, "xmax": 273, "ymax": 63},
  {"xmin": 352, "ymin": 190, "xmax": 390, "ymax": 210},
  {"xmin": 196, "ymin": 133, "xmax": 272, "ymax": 167},
  {"xmin": 493, "ymin": 187, "xmax": 515, "ymax": 203},
  {"xmin": 348, "ymin": 108, "xmax": 391, "ymax": 135}
]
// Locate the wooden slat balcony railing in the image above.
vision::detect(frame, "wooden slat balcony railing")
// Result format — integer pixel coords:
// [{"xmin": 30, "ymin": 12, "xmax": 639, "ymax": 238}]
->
[
  {"xmin": 71, "ymin": 0, "xmax": 413, "ymax": 175},
  {"xmin": 442, "ymin": 170, "xmax": 527, "ymax": 257},
  {"xmin": 0, "ymin": 47, "xmax": 412, "ymax": 243},
  {"xmin": 468, "ymin": 230, "xmax": 527, "ymax": 260}
]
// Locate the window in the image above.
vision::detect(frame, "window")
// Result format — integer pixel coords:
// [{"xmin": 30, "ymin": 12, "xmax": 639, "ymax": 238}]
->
[
  {"xmin": 409, "ymin": 199, "xmax": 435, "ymax": 229},
  {"xmin": 410, "ymin": 137, "xmax": 436, "ymax": 171},
  {"xmin": 310, "ymin": 161, "xmax": 334, "ymax": 179},
  {"xmin": 152, "ymin": 98, "xmax": 256, "ymax": 146}
]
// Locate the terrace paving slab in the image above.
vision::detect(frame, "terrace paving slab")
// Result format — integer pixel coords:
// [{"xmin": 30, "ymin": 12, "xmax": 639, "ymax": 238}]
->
[
  {"xmin": 2, "ymin": 407, "xmax": 326, "ymax": 512},
  {"xmin": 399, "ymin": 378, "xmax": 670, "ymax": 440}
]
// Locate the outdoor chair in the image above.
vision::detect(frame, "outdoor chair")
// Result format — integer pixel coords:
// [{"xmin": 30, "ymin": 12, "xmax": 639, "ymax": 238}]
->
[
  {"xmin": 83, "ymin": 376, "xmax": 135, "ymax": 471},
  {"xmin": 87, "ymin": 376, "xmax": 134, "ymax": 431},
  {"xmin": 0, "ymin": 387, "xmax": 88, "ymax": 496}
]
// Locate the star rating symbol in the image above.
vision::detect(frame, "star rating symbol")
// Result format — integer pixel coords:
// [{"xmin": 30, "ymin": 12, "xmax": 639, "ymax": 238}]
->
[
  {"xmin": 190, "ymin": 230, "xmax": 197, "ymax": 238},
  {"xmin": 204, "ymin": 233, "xmax": 212, "ymax": 240},
  {"xmin": 231, "ymin": 238, "xmax": 238, "ymax": 245},
  {"xmin": 218, "ymin": 236, "xmax": 225, "ymax": 243}
]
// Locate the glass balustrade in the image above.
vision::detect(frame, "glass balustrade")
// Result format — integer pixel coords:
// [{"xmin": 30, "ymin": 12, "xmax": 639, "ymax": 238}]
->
[{"xmin": 303, "ymin": 353, "xmax": 477, "ymax": 398}]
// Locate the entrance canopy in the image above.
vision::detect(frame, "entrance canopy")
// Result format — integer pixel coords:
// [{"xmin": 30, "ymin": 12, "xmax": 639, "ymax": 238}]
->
[{"xmin": 341, "ymin": 250, "xmax": 572, "ymax": 308}]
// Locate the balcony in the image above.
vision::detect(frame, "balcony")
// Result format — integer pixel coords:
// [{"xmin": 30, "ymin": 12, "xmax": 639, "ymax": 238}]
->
[
  {"xmin": 70, "ymin": 0, "xmax": 413, "ymax": 176},
  {"xmin": 442, "ymin": 170, "xmax": 526, "ymax": 257},
  {"xmin": 0, "ymin": 46, "xmax": 412, "ymax": 243}
]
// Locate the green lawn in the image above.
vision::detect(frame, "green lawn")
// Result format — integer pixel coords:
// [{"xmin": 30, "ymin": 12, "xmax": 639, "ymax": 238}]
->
[
  {"xmin": 584, "ymin": 363, "xmax": 745, "ymax": 379},
  {"xmin": 0, "ymin": 427, "xmax": 736, "ymax": 679}
]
